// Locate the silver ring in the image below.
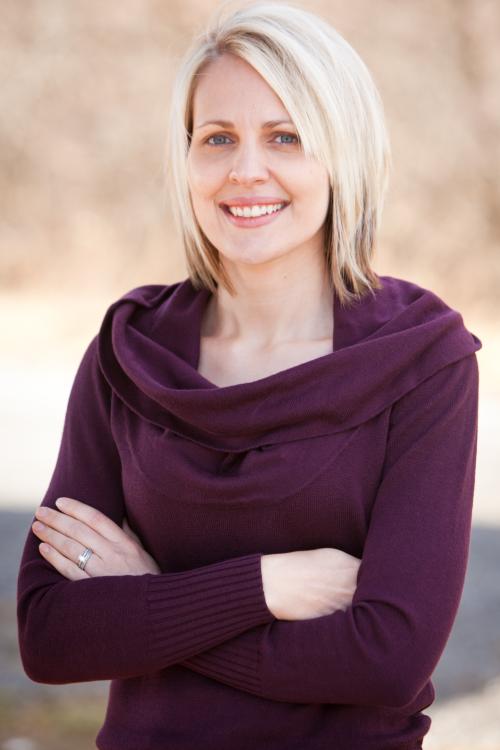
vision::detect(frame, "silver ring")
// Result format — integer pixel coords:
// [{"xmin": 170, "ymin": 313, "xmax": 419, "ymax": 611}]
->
[{"xmin": 77, "ymin": 547, "xmax": 93, "ymax": 570}]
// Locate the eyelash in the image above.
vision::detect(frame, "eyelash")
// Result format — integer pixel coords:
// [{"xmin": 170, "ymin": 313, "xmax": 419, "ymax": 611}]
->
[{"xmin": 203, "ymin": 133, "xmax": 299, "ymax": 147}]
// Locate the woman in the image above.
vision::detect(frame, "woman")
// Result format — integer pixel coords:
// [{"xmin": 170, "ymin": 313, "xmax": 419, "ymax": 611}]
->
[{"xmin": 17, "ymin": 2, "xmax": 482, "ymax": 748}]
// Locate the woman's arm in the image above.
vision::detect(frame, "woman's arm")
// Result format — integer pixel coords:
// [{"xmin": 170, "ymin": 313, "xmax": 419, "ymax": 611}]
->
[
  {"xmin": 179, "ymin": 354, "xmax": 480, "ymax": 708},
  {"xmin": 16, "ymin": 335, "xmax": 274, "ymax": 685}
]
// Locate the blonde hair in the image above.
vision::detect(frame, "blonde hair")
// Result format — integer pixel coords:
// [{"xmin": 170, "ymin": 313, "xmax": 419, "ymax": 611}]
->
[{"xmin": 164, "ymin": 0, "xmax": 391, "ymax": 306}]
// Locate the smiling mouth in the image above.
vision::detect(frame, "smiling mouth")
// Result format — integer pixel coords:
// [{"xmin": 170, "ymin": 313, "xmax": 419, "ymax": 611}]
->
[
  {"xmin": 223, "ymin": 201, "xmax": 288, "ymax": 214},
  {"xmin": 220, "ymin": 202, "xmax": 290, "ymax": 224}
]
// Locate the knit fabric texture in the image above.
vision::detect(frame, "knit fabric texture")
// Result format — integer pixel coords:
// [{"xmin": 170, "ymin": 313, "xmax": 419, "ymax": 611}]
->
[{"xmin": 17, "ymin": 274, "xmax": 482, "ymax": 750}]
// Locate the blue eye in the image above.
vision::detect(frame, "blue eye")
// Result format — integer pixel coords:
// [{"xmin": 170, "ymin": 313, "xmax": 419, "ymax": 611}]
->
[
  {"xmin": 206, "ymin": 134, "xmax": 232, "ymax": 146},
  {"xmin": 203, "ymin": 132, "xmax": 299, "ymax": 147},
  {"xmin": 275, "ymin": 133, "xmax": 298, "ymax": 144}
]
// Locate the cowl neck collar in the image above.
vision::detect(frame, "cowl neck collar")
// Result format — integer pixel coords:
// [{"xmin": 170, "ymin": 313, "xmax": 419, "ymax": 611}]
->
[{"xmin": 97, "ymin": 275, "xmax": 481, "ymax": 452}]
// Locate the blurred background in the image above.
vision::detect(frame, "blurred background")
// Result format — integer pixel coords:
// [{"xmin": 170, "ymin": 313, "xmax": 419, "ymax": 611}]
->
[{"xmin": 1, "ymin": 0, "xmax": 499, "ymax": 748}]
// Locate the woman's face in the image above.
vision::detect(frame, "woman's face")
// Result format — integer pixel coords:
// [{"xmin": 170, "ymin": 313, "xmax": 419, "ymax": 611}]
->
[{"xmin": 186, "ymin": 53, "xmax": 330, "ymax": 269}]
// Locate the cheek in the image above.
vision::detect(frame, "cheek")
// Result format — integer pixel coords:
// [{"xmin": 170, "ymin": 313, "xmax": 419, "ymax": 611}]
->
[
  {"xmin": 187, "ymin": 153, "xmax": 225, "ymax": 198},
  {"xmin": 302, "ymin": 169, "xmax": 330, "ymax": 216},
  {"xmin": 187, "ymin": 179, "xmax": 223, "ymax": 229},
  {"xmin": 281, "ymin": 158, "xmax": 329, "ymax": 197}
]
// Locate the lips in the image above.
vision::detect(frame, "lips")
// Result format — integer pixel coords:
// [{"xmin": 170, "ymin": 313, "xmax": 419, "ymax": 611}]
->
[
  {"xmin": 220, "ymin": 203, "xmax": 287, "ymax": 216},
  {"xmin": 220, "ymin": 197, "xmax": 290, "ymax": 208},
  {"xmin": 220, "ymin": 200, "xmax": 289, "ymax": 228}
]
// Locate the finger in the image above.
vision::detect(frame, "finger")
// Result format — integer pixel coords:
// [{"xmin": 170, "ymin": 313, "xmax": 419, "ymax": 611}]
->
[
  {"xmin": 32, "ymin": 521, "xmax": 100, "ymax": 574},
  {"xmin": 53, "ymin": 497, "xmax": 124, "ymax": 544},
  {"xmin": 38, "ymin": 542, "xmax": 90, "ymax": 581},
  {"xmin": 34, "ymin": 506, "xmax": 107, "ymax": 559}
]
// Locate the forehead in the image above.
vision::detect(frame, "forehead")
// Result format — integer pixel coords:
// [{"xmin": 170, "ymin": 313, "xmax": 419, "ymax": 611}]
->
[{"xmin": 191, "ymin": 54, "xmax": 290, "ymax": 123}]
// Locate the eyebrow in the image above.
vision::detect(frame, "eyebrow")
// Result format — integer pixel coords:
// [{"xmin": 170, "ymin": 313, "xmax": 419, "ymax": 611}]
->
[{"xmin": 193, "ymin": 119, "xmax": 294, "ymax": 131}]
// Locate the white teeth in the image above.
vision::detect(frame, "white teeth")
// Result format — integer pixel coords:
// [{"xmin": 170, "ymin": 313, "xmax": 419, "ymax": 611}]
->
[{"xmin": 228, "ymin": 203, "xmax": 285, "ymax": 218}]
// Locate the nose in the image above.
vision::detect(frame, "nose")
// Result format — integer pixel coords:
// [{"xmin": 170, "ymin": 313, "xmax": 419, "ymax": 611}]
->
[{"xmin": 228, "ymin": 140, "xmax": 269, "ymax": 184}]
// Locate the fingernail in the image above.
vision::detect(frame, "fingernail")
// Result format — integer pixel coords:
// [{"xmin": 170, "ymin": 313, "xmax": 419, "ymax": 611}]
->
[{"xmin": 55, "ymin": 498, "xmax": 67, "ymax": 509}]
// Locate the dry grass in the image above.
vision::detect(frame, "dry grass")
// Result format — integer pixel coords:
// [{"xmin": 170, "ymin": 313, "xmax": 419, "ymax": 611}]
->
[{"xmin": 0, "ymin": 690, "xmax": 106, "ymax": 750}]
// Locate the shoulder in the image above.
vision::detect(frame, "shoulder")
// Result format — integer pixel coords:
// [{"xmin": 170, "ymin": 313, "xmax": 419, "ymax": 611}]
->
[
  {"xmin": 374, "ymin": 274, "xmax": 453, "ymax": 316},
  {"xmin": 371, "ymin": 274, "xmax": 481, "ymax": 351},
  {"xmin": 104, "ymin": 281, "xmax": 182, "ymax": 311},
  {"xmin": 89, "ymin": 278, "xmax": 205, "ymax": 413},
  {"xmin": 96, "ymin": 279, "xmax": 194, "ymax": 341},
  {"xmin": 373, "ymin": 275, "xmax": 480, "ymax": 413},
  {"xmin": 329, "ymin": 273, "xmax": 482, "ymax": 429},
  {"xmin": 68, "ymin": 284, "xmax": 181, "ymax": 401},
  {"xmin": 338, "ymin": 273, "xmax": 481, "ymax": 357}
]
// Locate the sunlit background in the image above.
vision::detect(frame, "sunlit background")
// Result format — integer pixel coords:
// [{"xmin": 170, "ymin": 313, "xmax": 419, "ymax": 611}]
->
[{"xmin": 1, "ymin": 1, "xmax": 499, "ymax": 748}]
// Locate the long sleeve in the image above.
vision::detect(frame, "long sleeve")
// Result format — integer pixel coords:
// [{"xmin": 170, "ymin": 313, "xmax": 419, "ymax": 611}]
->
[
  {"xmin": 16, "ymin": 335, "xmax": 274, "ymax": 685},
  {"xmin": 179, "ymin": 353, "xmax": 479, "ymax": 708}
]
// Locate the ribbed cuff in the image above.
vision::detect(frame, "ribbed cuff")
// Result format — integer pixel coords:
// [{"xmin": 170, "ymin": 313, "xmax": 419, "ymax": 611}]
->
[
  {"xmin": 182, "ymin": 628, "xmax": 262, "ymax": 693},
  {"xmin": 145, "ymin": 552, "xmax": 273, "ymax": 666}
]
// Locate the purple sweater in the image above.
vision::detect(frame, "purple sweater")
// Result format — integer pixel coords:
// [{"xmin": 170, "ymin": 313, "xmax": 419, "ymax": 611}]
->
[{"xmin": 17, "ymin": 275, "xmax": 481, "ymax": 750}]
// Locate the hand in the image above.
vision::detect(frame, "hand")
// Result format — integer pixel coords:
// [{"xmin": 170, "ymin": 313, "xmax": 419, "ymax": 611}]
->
[
  {"xmin": 261, "ymin": 547, "xmax": 361, "ymax": 621},
  {"xmin": 31, "ymin": 496, "xmax": 161, "ymax": 581}
]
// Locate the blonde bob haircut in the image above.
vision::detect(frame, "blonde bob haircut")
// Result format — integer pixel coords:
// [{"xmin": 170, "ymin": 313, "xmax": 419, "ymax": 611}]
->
[{"xmin": 165, "ymin": 0, "xmax": 391, "ymax": 306}]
